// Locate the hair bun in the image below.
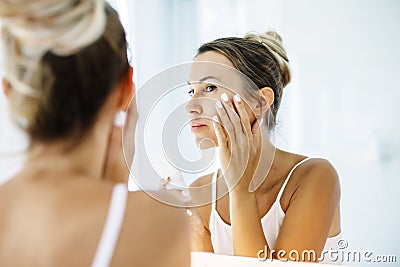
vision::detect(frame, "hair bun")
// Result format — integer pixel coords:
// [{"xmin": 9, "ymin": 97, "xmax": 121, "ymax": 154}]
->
[
  {"xmin": 244, "ymin": 30, "xmax": 291, "ymax": 88},
  {"xmin": 0, "ymin": 0, "xmax": 107, "ymax": 98},
  {"xmin": 0, "ymin": 0, "xmax": 106, "ymax": 58},
  {"xmin": 265, "ymin": 30, "xmax": 283, "ymax": 42}
]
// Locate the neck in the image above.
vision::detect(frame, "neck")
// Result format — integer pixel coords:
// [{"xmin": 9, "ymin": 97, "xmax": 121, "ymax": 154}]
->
[
  {"xmin": 250, "ymin": 125, "xmax": 278, "ymax": 192},
  {"xmin": 24, "ymin": 127, "xmax": 109, "ymax": 181}
]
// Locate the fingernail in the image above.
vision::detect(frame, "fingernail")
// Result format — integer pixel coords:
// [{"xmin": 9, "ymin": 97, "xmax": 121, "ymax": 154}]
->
[
  {"xmin": 221, "ymin": 93, "xmax": 229, "ymax": 102},
  {"xmin": 234, "ymin": 94, "xmax": 241, "ymax": 103},
  {"xmin": 216, "ymin": 101, "xmax": 223, "ymax": 109},
  {"xmin": 212, "ymin": 115, "xmax": 219, "ymax": 123},
  {"xmin": 186, "ymin": 208, "xmax": 193, "ymax": 217}
]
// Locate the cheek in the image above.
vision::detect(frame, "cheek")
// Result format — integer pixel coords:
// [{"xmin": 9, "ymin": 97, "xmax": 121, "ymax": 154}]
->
[
  {"xmin": 236, "ymin": 96, "xmax": 257, "ymax": 126},
  {"xmin": 201, "ymin": 98, "xmax": 219, "ymax": 118}
]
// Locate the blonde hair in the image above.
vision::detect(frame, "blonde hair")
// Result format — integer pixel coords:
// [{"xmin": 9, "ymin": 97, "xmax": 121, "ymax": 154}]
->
[
  {"xmin": 197, "ymin": 30, "xmax": 291, "ymax": 130},
  {"xmin": 0, "ymin": 0, "xmax": 129, "ymax": 141},
  {"xmin": 1, "ymin": 0, "xmax": 106, "ymax": 96},
  {"xmin": 244, "ymin": 31, "xmax": 291, "ymax": 88}
]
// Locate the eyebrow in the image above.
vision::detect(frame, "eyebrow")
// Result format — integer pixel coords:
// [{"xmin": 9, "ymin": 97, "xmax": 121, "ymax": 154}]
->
[{"xmin": 187, "ymin": 76, "xmax": 222, "ymax": 85}]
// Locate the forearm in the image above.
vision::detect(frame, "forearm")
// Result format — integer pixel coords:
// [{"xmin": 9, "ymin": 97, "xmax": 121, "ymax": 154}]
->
[{"xmin": 230, "ymin": 187, "xmax": 269, "ymax": 257}]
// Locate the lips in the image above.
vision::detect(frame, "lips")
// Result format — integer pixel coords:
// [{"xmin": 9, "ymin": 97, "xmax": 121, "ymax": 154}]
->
[{"xmin": 190, "ymin": 121, "xmax": 208, "ymax": 132}]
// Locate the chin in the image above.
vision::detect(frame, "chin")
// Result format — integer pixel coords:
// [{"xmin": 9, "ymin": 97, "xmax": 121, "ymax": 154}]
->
[{"xmin": 195, "ymin": 136, "xmax": 217, "ymax": 150}]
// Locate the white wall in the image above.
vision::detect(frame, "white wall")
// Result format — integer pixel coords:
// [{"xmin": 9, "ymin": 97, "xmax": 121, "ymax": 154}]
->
[{"xmin": 277, "ymin": 1, "xmax": 400, "ymax": 264}]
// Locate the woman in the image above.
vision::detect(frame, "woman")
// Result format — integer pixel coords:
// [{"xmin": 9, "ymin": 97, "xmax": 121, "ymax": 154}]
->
[
  {"xmin": 0, "ymin": 1, "xmax": 189, "ymax": 266},
  {"xmin": 186, "ymin": 31, "xmax": 341, "ymax": 263}
]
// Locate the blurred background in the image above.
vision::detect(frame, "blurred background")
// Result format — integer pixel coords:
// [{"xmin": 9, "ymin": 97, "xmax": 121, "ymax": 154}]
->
[{"xmin": 1, "ymin": 0, "xmax": 399, "ymax": 265}]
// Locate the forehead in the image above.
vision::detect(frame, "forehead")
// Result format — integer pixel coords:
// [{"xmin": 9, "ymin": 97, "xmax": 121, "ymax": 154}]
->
[
  {"xmin": 194, "ymin": 51, "xmax": 234, "ymax": 67},
  {"xmin": 189, "ymin": 51, "xmax": 245, "ymax": 91}
]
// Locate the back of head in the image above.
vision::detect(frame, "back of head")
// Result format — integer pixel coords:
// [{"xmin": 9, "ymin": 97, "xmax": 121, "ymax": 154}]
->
[
  {"xmin": 197, "ymin": 30, "xmax": 291, "ymax": 130},
  {"xmin": 244, "ymin": 31, "xmax": 291, "ymax": 88},
  {"xmin": 0, "ymin": 0, "xmax": 129, "ymax": 141}
]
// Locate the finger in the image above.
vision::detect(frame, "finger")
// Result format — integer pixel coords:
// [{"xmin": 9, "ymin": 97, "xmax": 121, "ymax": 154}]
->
[
  {"xmin": 153, "ymin": 189, "xmax": 192, "ymax": 207},
  {"xmin": 186, "ymin": 207, "xmax": 203, "ymax": 221},
  {"xmin": 216, "ymin": 99, "xmax": 235, "ymax": 142},
  {"xmin": 251, "ymin": 118, "xmax": 263, "ymax": 148},
  {"xmin": 169, "ymin": 189, "xmax": 192, "ymax": 205},
  {"xmin": 220, "ymin": 93, "xmax": 244, "ymax": 137},
  {"xmin": 159, "ymin": 177, "xmax": 193, "ymax": 205},
  {"xmin": 160, "ymin": 178, "xmax": 168, "ymax": 187},
  {"xmin": 233, "ymin": 94, "xmax": 252, "ymax": 137},
  {"xmin": 186, "ymin": 208, "xmax": 193, "ymax": 217},
  {"xmin": 212, "ymin": 115, "xmax": 229, "ymax": 159},
  {"xmin": 163, "ymin": 176, "xmax": 183, "ymax": 191}
]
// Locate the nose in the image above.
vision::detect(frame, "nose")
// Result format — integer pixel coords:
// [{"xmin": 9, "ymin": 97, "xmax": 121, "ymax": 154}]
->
[{"xmin": 186, "ymin": 97, "xmax": 203, "ymax": 116}]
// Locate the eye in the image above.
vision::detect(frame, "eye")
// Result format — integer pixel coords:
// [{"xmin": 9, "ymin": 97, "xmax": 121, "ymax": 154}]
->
[
  {"xmin": 205, "ymin": 85, "xmax": 217, "ymax": 93},
  {"xmin": 187, "ymin": 88, "xmax": 194, "ymax": 96}
]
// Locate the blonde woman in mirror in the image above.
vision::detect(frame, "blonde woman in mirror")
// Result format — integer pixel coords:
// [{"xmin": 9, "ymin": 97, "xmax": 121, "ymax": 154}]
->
[
  {"xmin": 0, "ymin": 1, "xmax": 189, "ymax": 266},
  {"xmin": 187, "ymin": 31, "xmax": 342, "ymax": 264}
]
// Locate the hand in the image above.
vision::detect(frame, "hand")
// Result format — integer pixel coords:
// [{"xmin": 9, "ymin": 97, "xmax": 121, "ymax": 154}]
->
[
  {"xmin": 213, "ymin": 93, "xmax": 262, "ymax": 192},
  {"xmin": 159, "ymin": 177, "xmax": 205, "ymax": 251},
  {"xmin": 159, "ymin": 176, "xmax": 191, "ymax": 204}
]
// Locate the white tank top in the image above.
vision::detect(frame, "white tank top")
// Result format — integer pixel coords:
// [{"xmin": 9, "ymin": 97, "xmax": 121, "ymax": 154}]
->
[
  {"xmin": 91, "ymin": 183, "xmax": 128, "ymax": 267},
  {"xmin": 209, "ymin": 158, "xmax": 342, "ymax": 264}
]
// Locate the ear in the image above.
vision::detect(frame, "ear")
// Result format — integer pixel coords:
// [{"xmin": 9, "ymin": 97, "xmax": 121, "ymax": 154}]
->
[
  {"xmin": 258, "ymin": 87, "xmax": 274, "ymax": 113},
  {"xmin": 2, "ymin": 78, "xmax": 11, "ymax": 98},
  {"xmin": 117, "ymin": 66, "xmax": 135, "ymax": 110}
]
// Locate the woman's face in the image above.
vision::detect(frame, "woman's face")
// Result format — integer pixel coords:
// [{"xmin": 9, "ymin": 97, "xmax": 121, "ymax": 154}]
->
[{"xmin": 186, "ymin": 51, "xmax": 258, "ymax": 149}]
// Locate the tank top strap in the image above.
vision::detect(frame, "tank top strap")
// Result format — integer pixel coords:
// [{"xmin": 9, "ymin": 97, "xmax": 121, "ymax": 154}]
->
[
  {"xmin": 276, "ymin": 157, "xmax": 313, "ymax": 201},
  {"xmin": 91, "ymin": 183, "xmax": 128, "ymax": 267}
]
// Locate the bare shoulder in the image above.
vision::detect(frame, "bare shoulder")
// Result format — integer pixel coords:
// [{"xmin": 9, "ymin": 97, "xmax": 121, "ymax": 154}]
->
[
  {"xmin": 113, "ymin": 190, "xmax": 190, "ymax": 267},
  {"xmin": 298, "ymin": 158, "xmax": 340, "ymax": 192},
  {"xmin": 274, "ymin": 157, "xmax": 342, "ymax": 252},
  {"xmin": 126, "ymin": 190, "xmax": 188, "ymax": 220},
  {"xmin": 124, "ymin": 190, "xmax": 189, "ymax": 234},
  {"xmin": 0, "ymin": 178, "xmax": 190, "ymax": 266},
  {"xmin": 64, "ymin": 186, "xmax": 190, "ymax": 266},
  {"xmin": 287, "ymin": 157, "xmax": 341, "ymax": 204},
  {"xmin": 189, "ymin": 172, "xmax": 214, "ymax": 188}
]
